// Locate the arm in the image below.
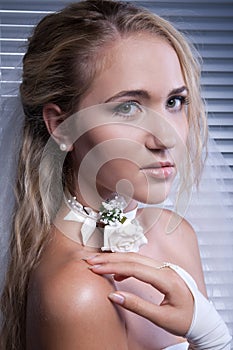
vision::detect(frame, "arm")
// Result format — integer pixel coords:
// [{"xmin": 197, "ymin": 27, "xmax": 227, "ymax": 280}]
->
[
  {"xmin": 86, "ymin": 253, "xmax": 232, "ymax": 349},
  {"xmin": 27, "ymin": 260, "xmax": 128, "ymax": 350}
]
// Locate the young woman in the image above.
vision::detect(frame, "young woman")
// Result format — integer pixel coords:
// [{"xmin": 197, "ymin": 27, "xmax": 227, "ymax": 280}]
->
[{"xmin": 0, "ymin": 1, "xmax": 231, "ymax": 349}]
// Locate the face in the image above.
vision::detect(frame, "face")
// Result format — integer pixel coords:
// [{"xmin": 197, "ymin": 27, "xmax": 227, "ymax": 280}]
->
[{"xmin": 70, "ymin": 34, "xmax": 189, "ymax": 208}]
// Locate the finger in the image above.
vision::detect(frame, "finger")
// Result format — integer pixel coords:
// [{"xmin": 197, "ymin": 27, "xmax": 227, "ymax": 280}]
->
[
  {"xmin": 86, "ymin": 252, "xmax": 170, "ymax": 284},
  {"xmin": 86, "ymin": 252, "xmax": 162, "ymax": 269},
  {"xmin": 89, "ymin": 261, "xmax": 173, "ymax": 295},
  {"xmin": 108, "ymin": 291, "xmax": 188, "ymax": 336}
]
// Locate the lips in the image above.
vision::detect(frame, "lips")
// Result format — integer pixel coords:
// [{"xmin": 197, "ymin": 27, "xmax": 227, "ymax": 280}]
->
[{"xmin": 140, "ymin": 161, "xmax": 175, "ymax": 179}]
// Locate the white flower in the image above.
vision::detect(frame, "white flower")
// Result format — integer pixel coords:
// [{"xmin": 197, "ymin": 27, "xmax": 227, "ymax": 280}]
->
[
  {"xmin": 101, "ymin": 202, "xmax": 115, "ymax": 211},
  {"xmin": 101, "ymin": 196, "xmax": 126, "ymax": 211},
  {"xmin": 101, "ymin": 219, "xmax": 148, "ymax": 253},
  {"xmin": 64, "ymin": 194, "xmax": 148, "ymax": 252},
  {"xmin": 99, "ymin": 195, "xmax": 127, "ymax": 226}
]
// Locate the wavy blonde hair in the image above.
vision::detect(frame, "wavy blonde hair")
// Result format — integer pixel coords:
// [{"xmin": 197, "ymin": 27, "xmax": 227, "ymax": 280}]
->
[{"xmin": 0, "ymin": 1, "xmax": 207, "ymax": 348}]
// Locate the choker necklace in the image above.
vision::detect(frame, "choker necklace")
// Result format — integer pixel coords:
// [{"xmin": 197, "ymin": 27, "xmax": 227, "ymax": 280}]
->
[{"xmin": 63, "ymin": 194, "xmax": 148, "ymax": 252}]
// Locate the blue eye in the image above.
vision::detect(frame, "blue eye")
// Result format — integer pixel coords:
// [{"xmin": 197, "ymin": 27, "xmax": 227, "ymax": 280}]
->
[
  {"xmin": 113, "ymin": 101, "xmax": 143, "ymax": 118},
  {"xmin": 166, "ymin": 96, "xmax": 189, "ymax": 112}
]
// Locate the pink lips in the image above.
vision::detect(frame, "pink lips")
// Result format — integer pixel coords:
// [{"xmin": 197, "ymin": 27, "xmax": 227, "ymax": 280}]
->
[{"xmin": 140, "ymin": 161, "xmax": 175, "ymax": 179}]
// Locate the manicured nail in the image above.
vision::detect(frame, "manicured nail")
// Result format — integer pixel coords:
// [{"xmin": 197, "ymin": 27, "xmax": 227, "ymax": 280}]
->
[
  {"xmin": 108, "ymin": 292, "xmax": 125, "ymax": 305},
  {"xmin": 82, "ymin": 254, "xmax": 99, "ymax": 261},
  {"xmin": 88, "ymin": 264, "xmax": 102, "ymax": 269}
]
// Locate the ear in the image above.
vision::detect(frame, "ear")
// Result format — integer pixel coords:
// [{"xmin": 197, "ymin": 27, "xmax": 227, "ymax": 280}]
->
[{"xmin": 43, "ymin": 103, "xmax": 73, "ymax": 151}]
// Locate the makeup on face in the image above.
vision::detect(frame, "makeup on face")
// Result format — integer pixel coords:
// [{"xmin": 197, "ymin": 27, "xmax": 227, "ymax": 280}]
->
[{"xmin": 72, "ymin": 35, "xmax": 189, "ymax": 205}]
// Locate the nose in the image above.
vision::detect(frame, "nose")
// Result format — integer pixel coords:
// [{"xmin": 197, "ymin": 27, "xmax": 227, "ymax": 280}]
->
[
  {"xmin": 144, "ymin": 110, "xmax": 177, "ymax": 151},
  {"xmin": 145, "ymin": 133, "xmax": 176, "ymax": 151}
]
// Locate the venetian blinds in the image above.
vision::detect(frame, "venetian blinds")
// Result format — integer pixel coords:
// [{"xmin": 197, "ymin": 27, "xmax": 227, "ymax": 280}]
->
[
  {"xmin": 142, "ymin": 0, "xmax": 233, "ymax": 342},
  {"xmin": 1, "ymin": 0, "xmax": 233, "ymax": 342}
]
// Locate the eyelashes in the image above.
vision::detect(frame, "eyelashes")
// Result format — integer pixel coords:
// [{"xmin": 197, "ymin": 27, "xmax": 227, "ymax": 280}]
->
[
  {"xmin": 112, "ymin": 101, "xmax": 143, "ymax": 119},
  {"xmin": 110, "ymin": 95, "xmax": 190, "ymax": 119},
  {"xmin": 166, "ymin": 95, "xmax": 190, "ymax": 112}
]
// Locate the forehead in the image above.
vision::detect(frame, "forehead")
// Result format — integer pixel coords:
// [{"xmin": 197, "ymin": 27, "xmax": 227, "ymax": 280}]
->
[{"xmin": 80, "ymin": 34, "xmax": 184, "ymax": 108}]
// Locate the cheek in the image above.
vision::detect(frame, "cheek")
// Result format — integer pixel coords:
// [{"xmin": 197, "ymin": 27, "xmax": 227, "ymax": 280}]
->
[
  {"xmin": 182, "ymin": 117, "xmax": 189, "ymax": 142},
  {"xmin": 74, "ymin": 132, "xmax": 144, "ymax": 196},
  {"xmin": 95, "ymin": 159, "xmax": 142, "ymax": 198},
  {"xmin": 173, "ymin": 115, "xmax": 189, "ymax": 148},
  {"xmin": 166, "ymin": 117, "xmax": 189, "ymax": 169},
  {"xmin": 74, "ymin": 125, "xmax": 133, "ymax": 153},
  {"xmin": 96, "ymin": 159, "xmax": 139, "ymax": 184},
  {"xmin": 72, "ymin": 127, "xmax": 111, "ymax": 164},
  {"xmin": 75, "ymin": 124, "xmax": 144, "ymax": 168}
]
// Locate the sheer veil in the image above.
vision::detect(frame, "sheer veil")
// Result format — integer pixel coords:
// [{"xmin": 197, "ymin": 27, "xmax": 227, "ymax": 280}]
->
[
  {"xmin": 0, "ymin": 63, "xmax": 24, "ymax": 323},
  {"xmin": 0, "ymin": 61, "xmax": 233, "ymax": 342},
  {"xmin": 183, "ymin": 139, "xmax": 233, "ymax": 342}
]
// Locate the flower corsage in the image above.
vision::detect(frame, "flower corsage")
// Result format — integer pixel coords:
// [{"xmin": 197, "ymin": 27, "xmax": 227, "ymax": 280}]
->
[
  {"xmin": 64, "ymin": 194, "xmax": 148, "ymax": 253},
  {"xmin": 99, "ymin": 196, "xmax": 148, "ymax": 252}
]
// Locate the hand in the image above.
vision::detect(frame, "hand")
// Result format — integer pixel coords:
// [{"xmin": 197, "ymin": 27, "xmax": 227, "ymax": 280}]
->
[{"xmin": 86, "ymin": 252, "xmax": 194, "ymax": 337}]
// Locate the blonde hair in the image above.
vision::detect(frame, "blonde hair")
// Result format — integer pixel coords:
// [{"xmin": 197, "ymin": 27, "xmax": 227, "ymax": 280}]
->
[{"xmin": 0, "ymin": 1, "xmax": 207, "ymax": 348}]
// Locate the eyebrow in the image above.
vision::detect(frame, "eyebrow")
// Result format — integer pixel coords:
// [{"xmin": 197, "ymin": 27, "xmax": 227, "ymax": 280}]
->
[
  {"xmin": 168, "ymin": 86, "xmax": 188, "ymax": 96},
  {"xmin": 104, "ymin": 86, "xmax": 188, "ymax": 103},
  {"xmin": 104, "ymin": 90, "xmax": 150, "ymax": 103}
]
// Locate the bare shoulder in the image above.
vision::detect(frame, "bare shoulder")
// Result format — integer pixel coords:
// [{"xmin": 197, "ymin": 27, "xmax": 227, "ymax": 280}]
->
[
  {"xmin": 27, "ymin": 258, "xmax": 128, "ymax": 349},
  {"xmin": 139, "ymin": 207, "xmax": 207, "ymax": 296},
  {"xmin": 38, "ymin": 259, "xmax": 114, "ymax": 315},
  {"xmin": 158, "ymin": 208, "xmax": 200, "ymax": 254},
  {"xmin": 139, "ymin": 206, "xmax": 197, "ymax": 244},
  {"xmin": 162, "ymin": 209, "xmax": 207, "ymax": 296}
]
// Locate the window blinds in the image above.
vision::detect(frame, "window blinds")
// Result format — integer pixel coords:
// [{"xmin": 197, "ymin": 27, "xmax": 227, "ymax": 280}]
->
[
  {"xmin": 1, "ymin": 0, "xmax": 233, "ymax": 341},
  {"xmin": 1, "ymin": 0, "xmax": 232, "ymax": 165}
]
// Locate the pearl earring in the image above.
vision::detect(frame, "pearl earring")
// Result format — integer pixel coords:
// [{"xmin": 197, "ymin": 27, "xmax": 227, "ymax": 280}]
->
[{"xmin": 60, "ymin": 143, "xmax": 67, "ymax": 151}]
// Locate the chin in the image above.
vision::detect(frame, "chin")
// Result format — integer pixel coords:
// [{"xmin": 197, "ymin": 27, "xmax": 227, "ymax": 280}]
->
[
  {"xmin": 134, "ymin": 181, "xmax": 173, "ymax": 205},
  {"xmin": 135, "ymin": 191, "xmax": 170, "ymax": 205}
]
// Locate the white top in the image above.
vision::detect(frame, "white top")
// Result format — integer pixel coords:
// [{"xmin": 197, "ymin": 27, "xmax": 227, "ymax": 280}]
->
[{"xmin": 163, "ymin": 341, "xmax": 189, "ymax": 349}]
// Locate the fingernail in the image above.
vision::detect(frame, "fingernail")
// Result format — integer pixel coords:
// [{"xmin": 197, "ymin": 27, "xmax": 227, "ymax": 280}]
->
[
  {"xmin": 108, "ymin": 292, "xmax": 125, "ymax": 305},
  {"xmin": 82, "ymin": 254, "xmax": 99, "ymax": 261},
  {"xmin": 88, "ymin": 264, "xmax": 102, "ymax": 269}
]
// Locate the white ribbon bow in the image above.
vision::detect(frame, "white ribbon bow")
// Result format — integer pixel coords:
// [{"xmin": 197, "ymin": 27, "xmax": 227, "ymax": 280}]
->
[
  {"xmin": 64, "ymin": 209, "xmax": 98, "ymax": 245},
  {"xmin": 64, "ymin": 206, "xmax": 147, "ymax": 252}
]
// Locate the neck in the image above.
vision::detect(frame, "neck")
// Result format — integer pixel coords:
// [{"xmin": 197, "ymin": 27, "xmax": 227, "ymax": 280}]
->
[
  {"xmin": 123, "ymin": 199, "xmax": 138, "ymax": 213},
  {"xmin": 67, "ymin": 188, "xmax": 138, "ymax": 215},
  {"xmin": 54, "ymin": 193, "xmax": 139, "ymax": 250}
]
